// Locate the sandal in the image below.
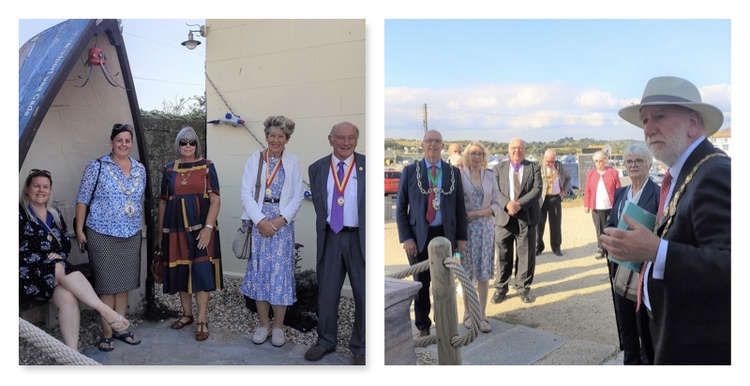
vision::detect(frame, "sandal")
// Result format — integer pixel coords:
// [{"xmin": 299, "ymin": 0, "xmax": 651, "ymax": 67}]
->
[
  {"xmin": 97, "ymin": 337, "xmax": 114, "ymax": 352},
  {"xmin": 196, "ymin": 321, "xmax": 209, "ymax": 341},
  {"xmin": 108, "ymin": 314, "xmax": 131, "ymax": 335},
  {"xmin": 170, "ymin": 315, "xmax": 194, "ymax": 329},
  {"xmin": 112, "ymin": 331, "xmax": 141, "ymax": 346}
]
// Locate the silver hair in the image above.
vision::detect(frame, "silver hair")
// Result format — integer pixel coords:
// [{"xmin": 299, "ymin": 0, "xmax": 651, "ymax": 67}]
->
[
  {"xmin": 329, "ymin": 121, "xmax": 360, "ymax": 138},
  {"xmin": 174, "ymin": 126, "xmax": 202, "ymax": 158},
  {"xmin": 624, "ymin": 143, "xmax": 653, "ymax": 168},
  {"xmin": 264, "ymin": 115, "xmax": 295, "ymax": 139},
  {"xmin": 592, "ymin": 150, "xmax": 608, "ymax": 161}
]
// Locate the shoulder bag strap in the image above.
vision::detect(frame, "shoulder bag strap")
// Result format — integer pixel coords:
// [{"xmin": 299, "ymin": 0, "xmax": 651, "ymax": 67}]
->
[
  {"xmin": 89, "ymin": 158, "xmax": 103, "ymax": 205},
  {"xmin": 254, "ymin": 152, "xmax": 263, "ymax": 203}
]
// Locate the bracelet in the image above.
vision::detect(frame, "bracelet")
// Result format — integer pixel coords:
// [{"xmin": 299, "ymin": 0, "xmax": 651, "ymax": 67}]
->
[{"xmin": 205, "ymin": 224, "xmax": 214, "ymax": 230}]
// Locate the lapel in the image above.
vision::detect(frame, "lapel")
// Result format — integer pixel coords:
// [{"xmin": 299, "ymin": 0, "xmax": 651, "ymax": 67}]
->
[
  {"xmin": 655, "ymin": 139, "xmax": 714, "ymax": 233},
  {"xmin": 355, "ymin": 152, "xmax": 365, "ymax": 205},
  {"xmin": 320, "ymin": 155, "xmax": 332, "ymax": 212},
  {"xmin": 500, "ymin": 161, "xmax": 510, "ymax": 192},
  {"xmin": 520, "ymin": 159, "xmax": 531, "ymax": 192}
]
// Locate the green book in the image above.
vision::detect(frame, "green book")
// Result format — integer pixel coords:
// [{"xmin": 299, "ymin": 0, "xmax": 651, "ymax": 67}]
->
[{"xmin": 607, "ymin": 201, "xmax": 656, "ymax": 272}]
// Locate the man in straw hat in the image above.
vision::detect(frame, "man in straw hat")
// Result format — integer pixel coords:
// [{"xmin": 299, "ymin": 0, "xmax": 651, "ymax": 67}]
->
[{"xmin": 600, "ymin": 76, "xmax": 730, "ymax": 364}]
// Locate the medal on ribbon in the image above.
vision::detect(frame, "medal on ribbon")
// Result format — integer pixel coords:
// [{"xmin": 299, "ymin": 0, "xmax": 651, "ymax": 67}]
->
[
  {"xmin": 330, "ymin": 158, "xmax": 355, "ymax": 206},
  {"xmin": 264, "ymin": 150, "xmax": 283, "ymax": 197},
  {"xmin": 427, "ymin": 166, "xmax": 442, "ymax": 211}
]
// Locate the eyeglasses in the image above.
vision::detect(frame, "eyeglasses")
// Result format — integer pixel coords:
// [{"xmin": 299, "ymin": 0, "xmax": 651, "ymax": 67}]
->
[
  {"xmin": 625, "ymin": 158, "xmax": 645, "ymax": 166},
  {"xmin": 180, "ymin": 140, "xmax": 198, "ymax": 147},
  {"xmin": 30, "ymin": 168, "xmax": 51, "ymax": 177}
]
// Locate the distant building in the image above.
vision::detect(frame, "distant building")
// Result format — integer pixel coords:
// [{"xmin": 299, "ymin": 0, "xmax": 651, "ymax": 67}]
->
[{"xmin": 709, "ymin": 128, "xmax": 731, "ymax": 156}]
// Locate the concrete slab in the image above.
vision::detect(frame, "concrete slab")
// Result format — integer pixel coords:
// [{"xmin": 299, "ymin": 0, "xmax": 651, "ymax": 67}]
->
[
  {"xmin": 414, "ymin": 319, "xmax": 564, "ymax": 365},
  {"xmin": 534, "ymin": 338, "xmax": 619, "ymax": 365},
  {"xmin": 80, "ymin": 320, "xmax": 353, "ymax": 365}
]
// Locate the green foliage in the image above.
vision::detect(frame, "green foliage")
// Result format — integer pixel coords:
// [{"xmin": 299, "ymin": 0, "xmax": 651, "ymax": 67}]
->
[{"xmin": 141, "ymin": 94, "xmax": 206, "ymax": 120}]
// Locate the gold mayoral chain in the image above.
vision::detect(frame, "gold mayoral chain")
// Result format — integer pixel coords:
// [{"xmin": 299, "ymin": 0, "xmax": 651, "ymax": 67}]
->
[
  {"xmin": 264, "ymin": 150, "xmax": 283, "ymax": 197},
  {"xmin": 415, "ymin": 161, "xmax": 455, "ymax": 211},
  {"xmin": 105, "ymin": 163, "xmax": 140, "ymax": 217},
  {"xmin": 330, "ymin": 157, "xmax": 356, "ymax": 207},
  {"xmin": 175, "ymin": 159, "xmax": 194, "ymax": 186}
]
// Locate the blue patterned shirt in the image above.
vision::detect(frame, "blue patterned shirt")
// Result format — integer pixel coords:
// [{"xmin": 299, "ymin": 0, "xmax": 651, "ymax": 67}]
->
[{"xmin": 76, "ymin": 154, "xmax": 146, "ymax": 238}]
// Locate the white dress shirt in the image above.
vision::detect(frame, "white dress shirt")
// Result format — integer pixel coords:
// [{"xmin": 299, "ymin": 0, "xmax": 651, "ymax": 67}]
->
[
  {"xmin": 326, "ymin": 153, "xmax": 358, "ymax": 227},
  {"xmin": 508, "ymin": 162, "xmax": 524, "ymax": 200}
]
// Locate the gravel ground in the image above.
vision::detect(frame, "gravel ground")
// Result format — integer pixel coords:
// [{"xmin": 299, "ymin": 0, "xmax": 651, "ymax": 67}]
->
[{"xmin": 19, "ymin": 277, "xmax": 355, "ymax": 365}]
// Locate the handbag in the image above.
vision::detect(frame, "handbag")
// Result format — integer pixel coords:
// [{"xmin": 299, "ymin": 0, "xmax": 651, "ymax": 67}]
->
[
  {"xmin": 232, "ymin": 153, "xmax": 264, "ymax": 259},
  {"xmin": 613, "ymin": 264, "xmax": 639, "ymax": 302},
  {"xmin": 73, "ymin": 158, "xmax": 102, "ymax": 243}
]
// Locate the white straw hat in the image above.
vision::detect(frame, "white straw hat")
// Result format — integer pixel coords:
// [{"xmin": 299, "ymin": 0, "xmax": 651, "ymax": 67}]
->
[{"xmin": 618, "ymin": 76, "xmax": 724, "ymax": 136}]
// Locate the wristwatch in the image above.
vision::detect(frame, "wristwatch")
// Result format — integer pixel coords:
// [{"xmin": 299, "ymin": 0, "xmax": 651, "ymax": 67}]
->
[{"xmin": 205, "ymin": 224, "xmax": 214, "ymax": 230}]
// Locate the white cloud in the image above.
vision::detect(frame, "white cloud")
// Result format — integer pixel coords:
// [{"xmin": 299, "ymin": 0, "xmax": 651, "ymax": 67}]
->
[{"xmin": 385, "ymin": 82, "xmax": 732, "ymax": 141}]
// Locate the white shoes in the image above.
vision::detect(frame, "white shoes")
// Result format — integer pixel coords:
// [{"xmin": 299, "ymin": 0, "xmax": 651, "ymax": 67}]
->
[
  {"xmin": 252, "ymin": 327, "xmax": 270, "ymax": 344},
  {"xmin": 271, "ymin": 328, "xmax": 286, "ymax": 347}
]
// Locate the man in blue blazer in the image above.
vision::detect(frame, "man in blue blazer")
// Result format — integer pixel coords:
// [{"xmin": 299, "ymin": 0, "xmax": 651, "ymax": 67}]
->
[
  {"xmin": 396, "ymin": 130, "xmax": 467, "ymax": 337},
  {"xmin": 602, "ymin": 76, "xmax": 730, "ymax": 364},
  {"xmin": 305, "ymin": 122, "xmax": 365, "ymax": 365}
]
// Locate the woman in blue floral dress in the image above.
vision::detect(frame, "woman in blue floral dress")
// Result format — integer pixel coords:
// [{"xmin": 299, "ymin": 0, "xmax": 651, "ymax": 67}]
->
[
  {"xmin": 240, "ymin": 116, "xmax": 303, "ymax": 347},
  {"xmin": 459, "ymin": 142, "xmax": 501, "ymax": 333},
  {"xmin": 20, "ymin": 169, "xmax": 133, "ymax": 350}
]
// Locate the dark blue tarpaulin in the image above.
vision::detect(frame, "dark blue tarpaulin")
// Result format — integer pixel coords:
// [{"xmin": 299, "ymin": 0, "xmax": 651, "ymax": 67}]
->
[{"xmin": 19, "ymin": 19, "xmax": 92, "ymax": 143}]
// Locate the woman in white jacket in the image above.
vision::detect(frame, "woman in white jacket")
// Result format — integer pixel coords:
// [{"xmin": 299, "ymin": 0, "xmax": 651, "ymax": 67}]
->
[{"xmin": 239, "ymin": 115, "xmax": 304, "ymax": 347}]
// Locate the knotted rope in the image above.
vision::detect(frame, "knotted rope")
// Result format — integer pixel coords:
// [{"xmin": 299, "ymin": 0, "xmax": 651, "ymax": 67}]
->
[
  {"xmin": 387, "ymin": 256, "xmax": 482, "ymax": 348},
  {"xmin": 19, "ymin": 317, "xmax": 100, "ymax": 365}
]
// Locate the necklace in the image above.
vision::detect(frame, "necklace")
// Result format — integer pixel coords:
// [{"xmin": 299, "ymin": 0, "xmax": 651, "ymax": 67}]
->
[
  {"xmin": 176, "ymin": 159, "xmax": 197, "ymax": 185},
  {"xmin": 416, "ymin": 160, "xmax": 455, "ymax": 196},
  {"xmin": 105, "ymin": 162, "xmax": 140, "ymax": 217}
]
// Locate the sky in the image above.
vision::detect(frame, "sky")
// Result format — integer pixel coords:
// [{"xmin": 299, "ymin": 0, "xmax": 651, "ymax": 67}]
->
[
  {"xmin": 19, "ymin": 19, "xmax": 206, "ymax": 112},
  {"xmin": 385, "ymin": 19, "xmax": 732, "ymax": 142}
]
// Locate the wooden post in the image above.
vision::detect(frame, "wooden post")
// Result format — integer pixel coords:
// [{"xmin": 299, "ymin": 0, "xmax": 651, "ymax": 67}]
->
[{"xmin": 428, "ymin": 236, "xmax": 461, "ymax": 365}]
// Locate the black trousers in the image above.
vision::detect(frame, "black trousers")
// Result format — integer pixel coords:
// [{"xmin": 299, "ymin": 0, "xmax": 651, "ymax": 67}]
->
[
  {"xmin": 609, "ymin": 261, "xmax": 652, "ymax": 364},
  {"xmin": 407, "ymin": 226, "xmax": 444, "ymax": 331},
  {"xmin": 316, "ymin": 227, "xmax": 365, "ymax": 355},
  {"xmin": 591, "ymin": 209, "xmax": 610, "ymax": 253},
  {"xmin": 494, "ymin": 217, "xmax": 536, "ymax": 290},
  {"xmin": 538, "ymin": 194, "xmax": 562, "ymax": 252}
]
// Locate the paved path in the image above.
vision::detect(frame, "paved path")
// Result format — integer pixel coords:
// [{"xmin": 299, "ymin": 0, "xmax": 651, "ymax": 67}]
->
[
  {"xmin": 386, "ymin": 198, "xmax": 624, "ymax": 365},
  {"xmin": 81, "ymin": 320, "xmax": 353, "ymax": 365}
]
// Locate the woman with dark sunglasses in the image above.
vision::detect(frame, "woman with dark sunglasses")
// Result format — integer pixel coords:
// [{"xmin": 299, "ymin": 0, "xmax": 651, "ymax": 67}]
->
[
  {"xmin": 156, "ymin": 126, "xmax": 223, "ymax": 341},
  {"xmin": 74, "ymin": 123, "xmax": 145, "ymax": 351},
  {"xmin": 21, "ymin": 169, "xmax": 134, "ymax": 350}
]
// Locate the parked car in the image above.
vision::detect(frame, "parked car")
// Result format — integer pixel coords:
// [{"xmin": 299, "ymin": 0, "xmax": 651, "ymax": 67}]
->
[{"xmin": 385, "ymin": 169, "xmax": 401, "ymax": 195}]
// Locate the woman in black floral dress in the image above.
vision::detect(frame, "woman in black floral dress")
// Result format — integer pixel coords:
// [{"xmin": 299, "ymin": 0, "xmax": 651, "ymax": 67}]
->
[{"xmin": 20, "ymin": 169, "xmax": 134, "ymax": 351}]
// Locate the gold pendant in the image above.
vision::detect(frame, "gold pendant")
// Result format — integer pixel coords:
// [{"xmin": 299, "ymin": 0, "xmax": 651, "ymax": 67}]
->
[
  {"xmin": 337, "ymin": 196, "xmax": 345, "ymax": 206},
  {"xmin": 432, "ymin": 196, "xmax": 440, "ymax": 211},
  {"xmin": 265, "ymin": 188, "xmax": 272, "ymax": 196}
]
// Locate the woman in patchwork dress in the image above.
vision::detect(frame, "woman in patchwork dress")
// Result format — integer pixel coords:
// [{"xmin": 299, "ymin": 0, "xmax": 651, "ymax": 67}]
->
[
  {"xmin": 240, "ymin": 116, "xmax": 303, "ymax": 347},
  {"xmin": 157, "ymin": 127, "xmax": 223, "ymax": 341},
  {"xmin": 459, "ymin": 142, "xmax": 501, "ymax": 333}
]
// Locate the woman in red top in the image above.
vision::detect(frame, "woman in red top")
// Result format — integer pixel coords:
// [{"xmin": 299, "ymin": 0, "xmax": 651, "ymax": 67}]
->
[{"xmin": 583, "ymin": 151, "xmax": 621, "ymax": 259}]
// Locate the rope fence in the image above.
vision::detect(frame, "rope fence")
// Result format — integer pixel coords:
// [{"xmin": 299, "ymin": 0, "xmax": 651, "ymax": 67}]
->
[
  {"xmin": 19, "ymin": 317, "xmax": 100, "ymax": 365},
  {"xmin": 387, "ymin": 238, "xmax": 483, "ymax": 359}
]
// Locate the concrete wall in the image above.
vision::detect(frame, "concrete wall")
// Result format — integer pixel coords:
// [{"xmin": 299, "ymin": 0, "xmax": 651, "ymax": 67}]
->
[
  {"xmin": 20, "ymin": 35, "xmax": 146, "ymax": 313},
  {"xmin": 205, "ymin": 19, "xmax": 365, "ymax": 277}
]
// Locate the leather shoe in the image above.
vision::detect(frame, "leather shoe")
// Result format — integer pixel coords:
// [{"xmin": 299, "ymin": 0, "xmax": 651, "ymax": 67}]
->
[
  {"xmin": 553, "ymin": 250, "xmax": 563, "ymax": 256},
  {"xmin": 352, "ymin": 353, "xmax": 365, "ymax": 365},
  {"xmin": 520, "ymin": 288, "xmax": 536, "ymax": 303},
  {"xmin": 304, "ymin": 343, "xmax": 335, "ymax": 361},
  {"xmin": 417, "ymin": 328, "xmax": 430, "ymax": 337},
  {"xmin": 491, "ymin": 288, "xmax": 508, "ymax": 304}
]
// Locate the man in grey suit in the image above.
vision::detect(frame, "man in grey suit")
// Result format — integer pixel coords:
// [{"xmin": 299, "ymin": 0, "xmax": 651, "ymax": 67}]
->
[
  {"xmin": 396, "ymin": 129, "xmax": 467, "ymax": 336},
  {"xmin": 537, "ymin": 149, "xmax": 571, "ymax": 256},
  {"xmin": 492, "ymin": 138, "xmax": 542, "ymax": 304},
  {"xmin": 305, "ymin": 122, "xmax": 365, "ymax": 365}
]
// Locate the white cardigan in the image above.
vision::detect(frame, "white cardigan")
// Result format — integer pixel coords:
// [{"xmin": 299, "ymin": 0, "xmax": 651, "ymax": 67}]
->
[{"xmin": 240, "ymin": 150, "xmax": 304, "ymax": 224}]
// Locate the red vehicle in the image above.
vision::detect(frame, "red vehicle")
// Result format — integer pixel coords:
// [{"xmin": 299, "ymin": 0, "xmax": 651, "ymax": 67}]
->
[{"xmin": 384, "ymin": 169, "xmax": 401, "ymax": 195}]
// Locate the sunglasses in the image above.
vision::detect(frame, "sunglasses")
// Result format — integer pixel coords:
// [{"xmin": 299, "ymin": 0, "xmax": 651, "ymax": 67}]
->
[
  {"xmin": 30, "ymin": 168, "xmax": 51, "ymax": 177},
  {"xmin": 180, "ymin": 140, "xmax": 198, "ymax": 147}
]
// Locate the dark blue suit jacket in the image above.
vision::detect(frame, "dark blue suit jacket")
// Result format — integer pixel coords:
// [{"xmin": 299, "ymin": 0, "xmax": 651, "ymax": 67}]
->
[
  {"xmin": 606, "ymin": 177, "xmax": 660, "ymax": 228},
  {"xmin": 396, "ymin": 159, "xmax": 467, "ymax": 253}
]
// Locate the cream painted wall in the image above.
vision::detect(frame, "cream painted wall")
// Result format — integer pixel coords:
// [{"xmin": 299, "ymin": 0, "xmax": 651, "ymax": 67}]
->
[
  {"xmin": 205, "ymin": 19, "xmax": 365, "ymax": 277},
  {"xmin": 21, "ymin": 36, "xmax": 146, "ymax": 312}
]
